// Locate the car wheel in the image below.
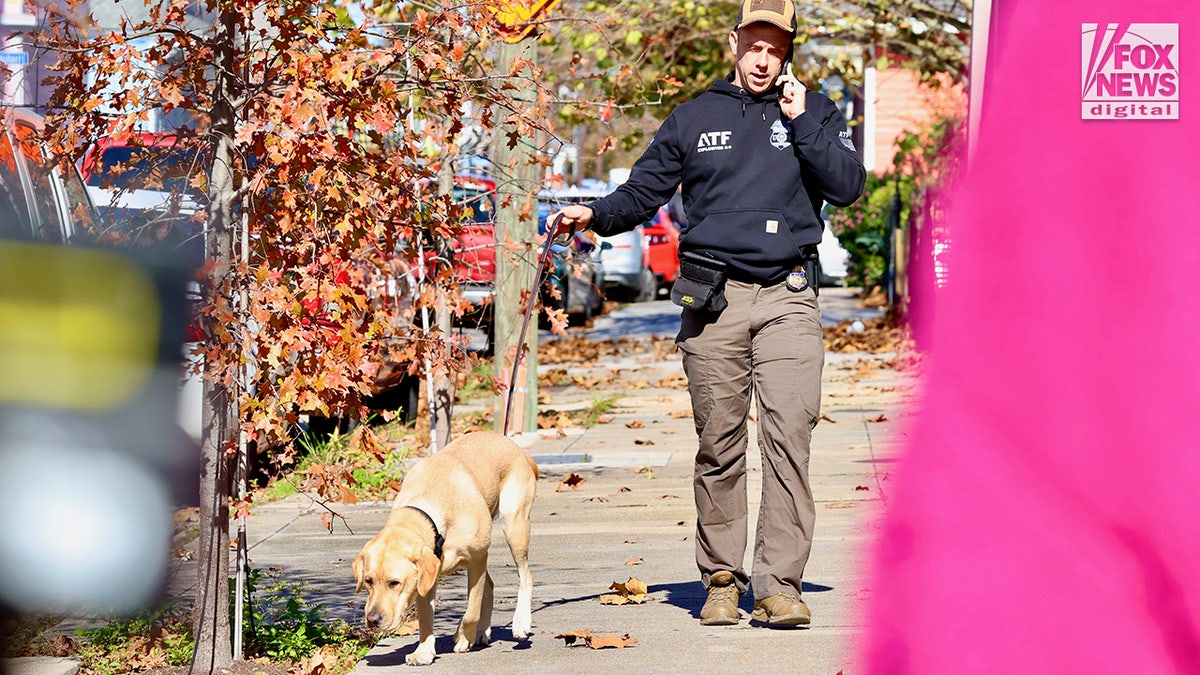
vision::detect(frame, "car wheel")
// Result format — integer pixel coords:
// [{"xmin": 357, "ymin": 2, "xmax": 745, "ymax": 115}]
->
[
  {"xmin": 364, "ymin": 374, "xmax": 421, "ymax": 425},
  {"xmin": 576, "ymin": 289, "xmax": 594, "ymax": 325}
]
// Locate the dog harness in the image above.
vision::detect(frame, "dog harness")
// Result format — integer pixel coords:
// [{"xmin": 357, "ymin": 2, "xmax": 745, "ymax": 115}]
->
[{"xmin": 405, "ymin": 506, "xmax": 445, "ymax": 560}]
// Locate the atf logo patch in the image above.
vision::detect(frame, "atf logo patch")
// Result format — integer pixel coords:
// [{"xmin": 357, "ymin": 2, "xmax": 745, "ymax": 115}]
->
[{"xmin": 697, "ymin": 130, "xmax": 733, "ymax": 153}]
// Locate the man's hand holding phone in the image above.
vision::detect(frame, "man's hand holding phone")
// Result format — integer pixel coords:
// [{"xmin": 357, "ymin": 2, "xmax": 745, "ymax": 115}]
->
[{"xmin": 776, "ymin": 60, "xmax": 807, "ymax": 120}]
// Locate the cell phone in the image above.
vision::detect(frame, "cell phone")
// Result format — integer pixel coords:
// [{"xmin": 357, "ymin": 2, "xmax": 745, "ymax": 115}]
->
[{"xmin": 779, "ymin": 60, "xmax": 794, "ymax": 92}]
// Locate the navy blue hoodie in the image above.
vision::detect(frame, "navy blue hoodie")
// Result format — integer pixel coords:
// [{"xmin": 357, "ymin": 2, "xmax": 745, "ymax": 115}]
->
[{"xmin": 588, "ymin": 76, "xmax": 866, "ymax": 285}]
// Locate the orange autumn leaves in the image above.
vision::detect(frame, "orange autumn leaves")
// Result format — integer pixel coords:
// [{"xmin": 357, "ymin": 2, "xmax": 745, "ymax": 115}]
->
[{"xmin": 553, "ymin": 576, "xmax": 648, "ymax": 651}]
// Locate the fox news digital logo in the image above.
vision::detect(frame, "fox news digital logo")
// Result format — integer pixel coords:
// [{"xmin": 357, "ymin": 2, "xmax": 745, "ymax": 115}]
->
[{"xmin": 1082, "ymin": 23, "xmax": 1178, "ymax": 120}]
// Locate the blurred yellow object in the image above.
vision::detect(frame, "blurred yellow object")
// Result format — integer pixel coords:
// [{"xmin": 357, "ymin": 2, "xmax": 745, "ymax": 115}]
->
[{"xmin": 0, "ymin": 241, "xmax": 160, "ymax": 411}]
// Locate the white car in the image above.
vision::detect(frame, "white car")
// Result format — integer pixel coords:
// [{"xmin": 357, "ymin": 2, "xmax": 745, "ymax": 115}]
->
[
  {"xmin": 547, "ymin": 184, "xmax": 655, "ymax": 303},
  {"xmin": 79, "ymin": 133, "xmax": 206, "ymax": 267}
]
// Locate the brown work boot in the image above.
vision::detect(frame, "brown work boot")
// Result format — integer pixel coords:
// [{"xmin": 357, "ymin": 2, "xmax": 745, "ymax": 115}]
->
[
  {"xmin": 699, "ymin": 571, "xmax": 740, "ymax": 625},
  {"xmin": 752, "ymin": 593, "xmax": 811, "ymax": 626}
]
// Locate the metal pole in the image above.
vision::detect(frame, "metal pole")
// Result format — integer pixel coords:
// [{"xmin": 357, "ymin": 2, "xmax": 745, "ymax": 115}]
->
[{"xmin": 418, "ymin": 238, "xmax": 439, "ymax": 453}]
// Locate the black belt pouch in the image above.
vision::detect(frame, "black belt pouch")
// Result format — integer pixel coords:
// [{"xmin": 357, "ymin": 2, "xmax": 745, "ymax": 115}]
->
[{"xmin": 671, "ymin": 251, "xmax": 728, "ymax": 313}]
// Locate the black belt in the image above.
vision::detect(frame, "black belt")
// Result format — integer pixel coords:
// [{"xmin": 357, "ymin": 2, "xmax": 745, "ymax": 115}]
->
[
  {"xmin": 405, "ymin": 506, "xmax": 445, "ymax": 560},
  {"xmin": 712, "ymin": 245, "xmax": 822, "ymax": 285}
]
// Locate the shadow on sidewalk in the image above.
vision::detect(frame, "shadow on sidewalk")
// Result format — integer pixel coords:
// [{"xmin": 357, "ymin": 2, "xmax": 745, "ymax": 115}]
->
[
  {"xmin": 359, "ymin": 627, "xmax": 533, "ymax": 667},
  {"xmin": 532, "ymin": 577, "xmax": 835, "ymax": 622},
  {"xmin": 652, "ymin": 579, "xmax": 835, "ymax": 618}
]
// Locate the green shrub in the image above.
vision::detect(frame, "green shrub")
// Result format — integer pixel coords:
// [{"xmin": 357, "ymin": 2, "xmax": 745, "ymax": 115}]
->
[
  {"xmin": 827, "ymin": 172, "xmax": 914, "ymax": 292},
  {"xmin": 238, "ymin": 566, "xmax": 376, "ymax": 663}
]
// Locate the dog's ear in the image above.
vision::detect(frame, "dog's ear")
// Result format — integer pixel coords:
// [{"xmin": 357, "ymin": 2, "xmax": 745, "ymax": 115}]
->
[
  {"xmin": 416, "ymin": 549, "xmax": 441, "ymax": 598},
  {"xmin": 353, "ymin": 553, "xmax": 366, "ymax": 593}
]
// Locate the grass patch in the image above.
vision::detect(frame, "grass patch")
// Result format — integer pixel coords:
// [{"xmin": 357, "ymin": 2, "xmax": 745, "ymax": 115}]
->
[
  {"xmin": 576, "ymin": 394, "xmax": 619, "ymax": 428},
  {"xmin": 454, "ymin": 356, "xmax": 496, "ymax": 404},
  {"xmin": 5, "ymin": 568, "xmax": 381, "ymax": 675},
  {"xmin": 253, "ymin": 423, "xmax": 412, "ymax": 506},
  {"xmin": 72, "ymin": 605, "xmax": 194, "ymax": 674}
]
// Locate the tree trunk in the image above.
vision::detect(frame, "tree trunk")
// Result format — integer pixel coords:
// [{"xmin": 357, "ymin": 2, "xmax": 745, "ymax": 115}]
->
[
  {"xmin": 193, "ymin": 2, "xmax": 240, "ymax": 671},
  {"xmin": 491, "ymin": 39, "xmax": 540, "ymax": 435}
]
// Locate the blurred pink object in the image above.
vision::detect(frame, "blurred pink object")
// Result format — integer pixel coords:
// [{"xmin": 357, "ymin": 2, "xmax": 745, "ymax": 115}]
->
[{"xmin": 864, "ymin": 3, "xmax": 1200, "ymax": 672}]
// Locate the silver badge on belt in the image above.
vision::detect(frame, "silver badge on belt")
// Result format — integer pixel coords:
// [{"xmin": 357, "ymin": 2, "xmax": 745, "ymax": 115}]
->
[{"xmin": 786, "ymin": 266, "xmax": 808, "ymax": 292}]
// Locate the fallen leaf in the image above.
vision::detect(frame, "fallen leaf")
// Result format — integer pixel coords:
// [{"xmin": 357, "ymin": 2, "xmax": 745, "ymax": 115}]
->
[
  {"xmin": 557, "ymin": 473, "xmax": 585, "ymax": 491},
  {"xmin": 669, "ymin": 410, "xmax": 693, "ymax": 419},
  {"xmin": 855, "ymin": 485, "xmax": 870, "ymax": 491},
  {"xmin": 636, "ymin": 466, "xmax": 655, "ymax": 479},
  {"xmin": 618, "ymin": 486, "xmax": 631, "ymax": 493},
  {"xmin": 825, "ymin": 502, "xmax": 857, "ymax": 509},
  {"xmin": 588, "ymin": 633, "xmax": 638, "ymax": 649},
  {"xmin": 659, "ymin": 494, "xmax": 679, "ymax": 500},
  {"xmin": 866, "ymin": 414, "xmax": 888, "ymax": 423},
  {"xmin": 634, "ymin": 439, "xmax": 655, "ymax": 446},
  {"xmin": 624, "ymin": 539, "xmax": 637, "ymax": 544},
  {"xmin": 555, "ymin": 630, "xmax": 638, "ymax": 649},
  {"xmin": 819, "ymin": 413, "xmax": 837, "ymax": 423},
  {"xmin": 600, "ymin": 577, "xmax": 649, "ymax": 605},
  {"xmin": 625, "ymin": 420, "xmax": 646, "ymax": 429},
  {"xmin": 586, "ymin": 496, "xmax": 609, "ymax": 503},
  {"xmin": 555, "ymin": 629, "xmax": 592, "ymax": 646},
  {"xmin": 625, "ymin": 557, "xmax": 643, "ymax": 566},
  {"xmin": 676, "ymin": 520, "xmax": 687, "ymax": 526}
]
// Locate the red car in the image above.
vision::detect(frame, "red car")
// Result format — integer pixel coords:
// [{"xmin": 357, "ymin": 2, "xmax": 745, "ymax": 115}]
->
[{"xmin": 642, "ymin": 206, "xmax": 681, "ymax": 292}]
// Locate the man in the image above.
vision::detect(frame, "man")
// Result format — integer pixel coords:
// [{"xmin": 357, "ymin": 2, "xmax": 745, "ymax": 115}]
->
[{"xmin": 555, "ymin": 0, "xmax": 864, "ymax": 626}]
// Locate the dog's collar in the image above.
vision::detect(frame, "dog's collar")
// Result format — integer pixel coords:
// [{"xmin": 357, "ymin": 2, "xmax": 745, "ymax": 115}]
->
[{"xmin": 405, "ymin": 506, "xmax": 445, "ymax": 560}]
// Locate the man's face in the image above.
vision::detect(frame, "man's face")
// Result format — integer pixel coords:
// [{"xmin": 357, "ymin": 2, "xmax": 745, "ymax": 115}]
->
[{"xmin": 729, "ymin": 23, "xmax": 792, "ymax": 95}]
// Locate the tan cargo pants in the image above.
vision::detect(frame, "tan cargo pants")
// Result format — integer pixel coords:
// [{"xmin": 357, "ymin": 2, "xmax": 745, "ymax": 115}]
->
[{"xmin": 677, "ymin": 278, "xmax": 823, "ymax": 601}]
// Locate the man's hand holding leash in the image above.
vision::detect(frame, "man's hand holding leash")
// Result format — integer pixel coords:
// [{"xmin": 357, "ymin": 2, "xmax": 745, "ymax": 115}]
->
[{"xmin": 554, "ymin": 204, "xmax": 594, "ymax": 232}]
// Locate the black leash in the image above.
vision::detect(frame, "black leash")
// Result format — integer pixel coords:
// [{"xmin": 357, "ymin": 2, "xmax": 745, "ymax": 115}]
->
[{"xmin": 502, "ymin": 213, "xmax": 574, "ymax": 435}]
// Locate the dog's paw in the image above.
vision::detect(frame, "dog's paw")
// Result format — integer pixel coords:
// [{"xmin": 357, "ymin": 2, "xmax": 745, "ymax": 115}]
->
[
  {"xmin": 512, "ymin": 614, "xmax": 532, "ymax": 639},
  {"xmin": 453, "ymin": 636, "xmax": 472, "ymax": 654},
  {"xmin": 476, "ymin": 627, "xmax": 491, "ymax": 646},
  {"xmin": 405, "ymin": 648, "xmax": 435, "ymax": 666}
]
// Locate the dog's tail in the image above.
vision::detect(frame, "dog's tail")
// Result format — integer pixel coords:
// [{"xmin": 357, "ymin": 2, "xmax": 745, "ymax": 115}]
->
[{"xmin": 525, "ymin": 452, "xmax": 540, "ymax": 480}]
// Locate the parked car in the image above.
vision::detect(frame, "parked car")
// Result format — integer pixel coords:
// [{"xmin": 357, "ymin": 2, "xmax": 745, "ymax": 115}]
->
[
  {"xmin": 0, "ymin": 108, "xmax": 96, "ymax": 244},
  {"xmin": 547, "ymin": 185, "xmax": 655, "ymax": 303},
  {"xmin": 79, "ymin": 132, "xmax": 206, "ymax": 266},
  {"xmin": 448, "ymin": 176, "xmax": 605, "ymax": 332},
  {"xmin": 642, "ymin": 206, "xmax": 681, "ymax": 293}
]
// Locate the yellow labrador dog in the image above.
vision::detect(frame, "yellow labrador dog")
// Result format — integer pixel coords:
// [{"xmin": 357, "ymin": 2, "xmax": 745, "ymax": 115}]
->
[{"xmin": 353, "ymin": 430, "xmax": 537, "ymax": 666}]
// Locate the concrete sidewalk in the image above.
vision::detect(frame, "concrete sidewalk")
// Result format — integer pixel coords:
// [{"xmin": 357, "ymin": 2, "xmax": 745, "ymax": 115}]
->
[{"xmin": 220, "ymin": 291, "xmax": 903, "ymax": 673}]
